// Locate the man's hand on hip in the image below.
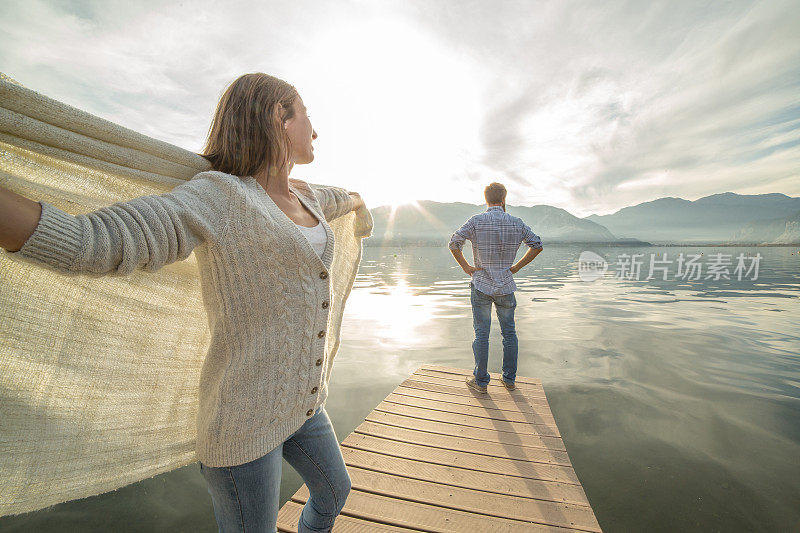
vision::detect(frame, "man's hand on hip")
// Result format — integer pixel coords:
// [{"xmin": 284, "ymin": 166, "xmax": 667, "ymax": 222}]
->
[
  {"xmin": 463, "ymin": 265, "xmax": 482, "ymax": 276},
  {"xmin": 450, "ymin": 248, "xmax": 482, "ymax": 276},
  {"xmin": 510, "ymin": 247, "xmax": 543, "ymax": 275}
]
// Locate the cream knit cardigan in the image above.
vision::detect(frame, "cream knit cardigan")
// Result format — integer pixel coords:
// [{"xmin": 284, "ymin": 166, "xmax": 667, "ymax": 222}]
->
[{"xmin": 0, "ymin": 73, "xmax": 372, "ymax": 515}]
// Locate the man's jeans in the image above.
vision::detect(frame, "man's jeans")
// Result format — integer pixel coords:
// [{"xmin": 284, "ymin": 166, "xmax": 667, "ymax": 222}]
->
[
  {"xmin": 470, "ymin": 283, "xmax": 518, "ymax": 386},
  {"xmin": 199, "ymin": 406, "xmax": 351, "ymax": 533}
]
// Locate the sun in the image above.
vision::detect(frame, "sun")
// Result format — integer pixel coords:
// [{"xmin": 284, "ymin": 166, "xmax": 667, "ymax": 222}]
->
[
  {"xmin": 388, "ymin": 198, "xmax": 419, "ymax": 210},
  {"xmin": 370, "ymin": 191, "xmax": 419, "ymax": 210}
]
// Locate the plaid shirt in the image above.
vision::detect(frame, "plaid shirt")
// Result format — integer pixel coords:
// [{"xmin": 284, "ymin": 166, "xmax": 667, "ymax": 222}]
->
[{"xmin": 449, "ymin": 206, "xmax": 543, "ymax": 295}]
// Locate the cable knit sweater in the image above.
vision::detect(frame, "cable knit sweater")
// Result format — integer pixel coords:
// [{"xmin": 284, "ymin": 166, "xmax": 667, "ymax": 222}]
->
[{"xmin": 15, "ymin": 169, "xmax": 357, "ymax": 467}]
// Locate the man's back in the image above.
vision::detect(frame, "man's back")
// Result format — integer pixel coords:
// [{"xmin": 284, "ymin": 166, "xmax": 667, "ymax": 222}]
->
[{"xmin": 449, "ymin": 206, "xmax": 543, "ymax": 296}]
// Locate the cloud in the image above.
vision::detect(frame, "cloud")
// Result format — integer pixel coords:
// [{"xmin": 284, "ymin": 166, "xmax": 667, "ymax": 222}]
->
[
  {"xmin": 402, "ymin": 0, "xmax": 800, "ymax": 215},
  {"xmin": 0, "ymin": 0, "xmax": 487, "ymax": 207},
  {"xmin": 0, "ymin": 0, "xmax": 344, "ymax": 147},
  {"xmin": 1, "ymin": 0, "xmax": 797, "ymax": 214}
]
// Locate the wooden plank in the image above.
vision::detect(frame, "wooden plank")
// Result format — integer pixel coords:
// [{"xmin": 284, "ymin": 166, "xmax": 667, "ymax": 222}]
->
[
  {"xmin": 354, "ymin": 420, "xmax": 571, "ymax": 466},
  {"xmin": 292, "ymin": 467, "xmax": 602, "ymax": 532},
  {"xmin": 413, "ymin": 368, "xmax": 547, "ymax": 397},
  {"xmin": 341, "ymin": 447, "xmax": 592, "ymax": 507},
  {"xmin": 413, "ymin": 366, "xmax": 546, "ymax": 389},
  {"xmin": 400, "ymin": 378, "xmax": 550, "ymax": 404},
  {"xmin": 396, "ymin": 381, "xmax": 554, "ymax": 413},
  {"xmin": 420, "ymin": 364, "xmax": 542, "ymax": 385},
  {"xmin": 277, "ymin": 366, "xmax": 601, "ymax": 532},
  {"xmin": 375, "ymin": 402, "xmax": 564, "ymax": 450},
  {"xmin": 415, "ymin": 366, "xmax": 545, "ymax": 388},
  {"xmin": 393, "ymin": 386, "xmax": 557, "ymax": 418},
  {"xmin": 342, "ymin": 433, "xmax": 581, "ymax": 485},
  {"xmin": 374, "ymin": 401, "xmax": 565, "ymax": 451},
  {"xmin": 276, "ymin": 501, "xmax": 415, "ymax": 532},
  {"xmin": 402, "ymin": 376, "xmax": 551, "ymax": 404},
  {"xmin": 380, "ymin": 395, "xmax": 560, "ymax": 430},
  {"xmin": 420, "ymin": 363, "xmax": 545, "ymax": 385},
  {"xmin": 292, "ymin": 487, "xmax": 587, "ymax": 532},
  {"xmin": 367, "ymin": 407, "xmax": 561, "ymax": 443}
]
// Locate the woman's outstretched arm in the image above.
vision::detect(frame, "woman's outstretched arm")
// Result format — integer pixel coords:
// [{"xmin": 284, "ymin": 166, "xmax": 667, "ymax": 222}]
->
[
  {"xmin": 1, "ymin": 171, "xmax": 234, "ymax": 275},
  {"xmin": 0, "ymin": 186, "xmax": 43, "ymax": 252},
  {"xmin": 309, "ymin": 184, "xmax": 363, "ymax": 221}
]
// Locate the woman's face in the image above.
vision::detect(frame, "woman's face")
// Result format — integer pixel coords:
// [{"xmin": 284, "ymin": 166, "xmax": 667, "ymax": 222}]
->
[{"xmin": 284, "ymin": 96, "xmax": 317, "ymax": 165}]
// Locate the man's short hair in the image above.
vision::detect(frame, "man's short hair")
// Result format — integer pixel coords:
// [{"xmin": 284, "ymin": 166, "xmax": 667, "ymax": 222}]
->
[{"xmin": 484, "ymin": 182, "xmax": 507, "ymax": 205}]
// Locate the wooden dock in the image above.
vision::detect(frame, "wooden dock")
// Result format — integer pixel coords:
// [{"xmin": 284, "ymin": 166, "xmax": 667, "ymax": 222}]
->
[{"xmin": 277, "ymin": 364, "xmax": 601, "ymax": 532}]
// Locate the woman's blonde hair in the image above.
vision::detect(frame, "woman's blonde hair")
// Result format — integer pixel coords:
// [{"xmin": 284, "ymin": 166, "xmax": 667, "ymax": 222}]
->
[{"xmin": 202, "ymin": 73, "xmax": 298, "ymax": 177}]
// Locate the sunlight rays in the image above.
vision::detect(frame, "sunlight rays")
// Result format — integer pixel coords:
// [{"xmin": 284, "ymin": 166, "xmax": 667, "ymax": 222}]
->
[{"xmin": 378, "ymin": 201, "xmax": 451, "ymax": 246}]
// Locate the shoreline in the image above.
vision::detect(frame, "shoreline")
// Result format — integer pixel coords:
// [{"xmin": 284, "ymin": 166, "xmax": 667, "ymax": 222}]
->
[{"xmin": 364, "ymin": 241, "xmax": 799, "ymax": 248}]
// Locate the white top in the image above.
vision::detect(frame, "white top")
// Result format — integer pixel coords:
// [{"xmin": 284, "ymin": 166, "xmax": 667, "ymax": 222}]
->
[{"xmin": 295, "ymin": 220, "xmax": 327, "ymax": 258}]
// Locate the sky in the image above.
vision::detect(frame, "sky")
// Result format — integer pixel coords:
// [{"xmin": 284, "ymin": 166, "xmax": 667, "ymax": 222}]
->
[{"xmin": 1, "ymin": 0, "xmax": 798, "ymax": 215}]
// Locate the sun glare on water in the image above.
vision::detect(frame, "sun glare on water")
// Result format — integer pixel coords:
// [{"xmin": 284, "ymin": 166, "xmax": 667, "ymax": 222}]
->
[{"xmin": 345, "ymin": 275, "xmax": 435, "ymax": 349}]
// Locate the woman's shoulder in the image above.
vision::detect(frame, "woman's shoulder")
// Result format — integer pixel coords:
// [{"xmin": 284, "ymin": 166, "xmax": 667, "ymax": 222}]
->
[
  {"xmin": 288, "ymin": 177, "xmax": 323, "ymax": 206},
  {"xmin": 189, "ymin": 169, "xmax": 240, "ymax": 187},
  {"xmin": 288, "ymin": 177, "xmax": 312, "ymax": 194},
  {"xmin": 179, "ymin": 170, "xmax": 247, "ymax": 197},
  {"xmin": 291, "ymin": 179, "xmax": 350, "ymax": 201}
]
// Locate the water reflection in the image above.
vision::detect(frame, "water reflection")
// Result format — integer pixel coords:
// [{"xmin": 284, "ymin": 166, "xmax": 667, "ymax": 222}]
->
[
  {"xmin": 339, "ymin": 245, "xmax": 800, "ymax": 531},
  {"xmin": 349, "ymin": 275, "xmax": 423, "ymax": 341},
  {"xmin": 2, "ymin": 245, "xmax": 798, "ymax": 532}
]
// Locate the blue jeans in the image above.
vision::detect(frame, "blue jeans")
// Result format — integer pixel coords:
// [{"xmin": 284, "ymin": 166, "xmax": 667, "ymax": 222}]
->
[
  {"xmin": 470, "ymin": 283, "xmax": 518, "ymax": 386},
  {"xmin": 199, "ymin": 406, "xmax": 351, "ymax": 533}
]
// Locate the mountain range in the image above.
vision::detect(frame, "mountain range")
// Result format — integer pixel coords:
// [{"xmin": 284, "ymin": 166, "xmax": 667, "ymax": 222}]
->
[{"xmin": 366, "ymin": 192, "xmax": 800, "ymax": 246}]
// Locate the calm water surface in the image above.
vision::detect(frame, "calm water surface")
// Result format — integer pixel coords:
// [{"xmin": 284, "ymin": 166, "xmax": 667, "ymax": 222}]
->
[{"xmin": 2, "ymin": 245, "xmax": 799, "ymax": 532}]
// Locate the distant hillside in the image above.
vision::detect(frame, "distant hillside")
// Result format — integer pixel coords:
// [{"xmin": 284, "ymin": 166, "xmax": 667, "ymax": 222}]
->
[
  {"xmin": 366, "ymin": 201, "xmax": 647, "ymax": 246},
  {"xmin": 585, "ymin": 192, "xmax": 800, "ymax": 244},
  {"xmin": 732, "ymin": 210, "xmax": 800, "ymax": 244}
]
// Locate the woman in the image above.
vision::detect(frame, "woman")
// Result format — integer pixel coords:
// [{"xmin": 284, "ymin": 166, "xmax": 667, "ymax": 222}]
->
[{"xmin": 0, "ymin": 73, "xmax": 364, "ymax": 532}]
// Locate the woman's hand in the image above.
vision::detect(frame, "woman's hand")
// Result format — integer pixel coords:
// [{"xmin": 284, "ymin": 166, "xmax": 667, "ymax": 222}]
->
[
  {"xmin": 0, "ymin": 186, "xmax": 42, "ymax": 252},
  {"xmin": 347, "ymin": 191, "xmax": 366, "ymax": 212}
]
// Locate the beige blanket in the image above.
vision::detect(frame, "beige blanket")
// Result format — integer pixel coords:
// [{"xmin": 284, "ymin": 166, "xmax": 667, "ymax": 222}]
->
[{"xmin": 0, "ymin": 73, "xmax": 371, "ymax": 516}]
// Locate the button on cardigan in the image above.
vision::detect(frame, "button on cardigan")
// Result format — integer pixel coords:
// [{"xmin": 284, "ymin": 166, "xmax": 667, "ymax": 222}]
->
[{"xmin": 15, "ymin": 170, "xmax": 359, "ymax": 467}]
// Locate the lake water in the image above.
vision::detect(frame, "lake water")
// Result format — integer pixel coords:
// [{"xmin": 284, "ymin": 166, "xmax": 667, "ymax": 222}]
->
[{"xmin": 2, "ymin": 245, "xmax": 798, "ymax": 532}]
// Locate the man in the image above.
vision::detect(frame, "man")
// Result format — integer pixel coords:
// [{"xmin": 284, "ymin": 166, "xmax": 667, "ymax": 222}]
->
[{"xmin": 449, "ymin": 182, "xmax": 543, "ymax": 393}]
